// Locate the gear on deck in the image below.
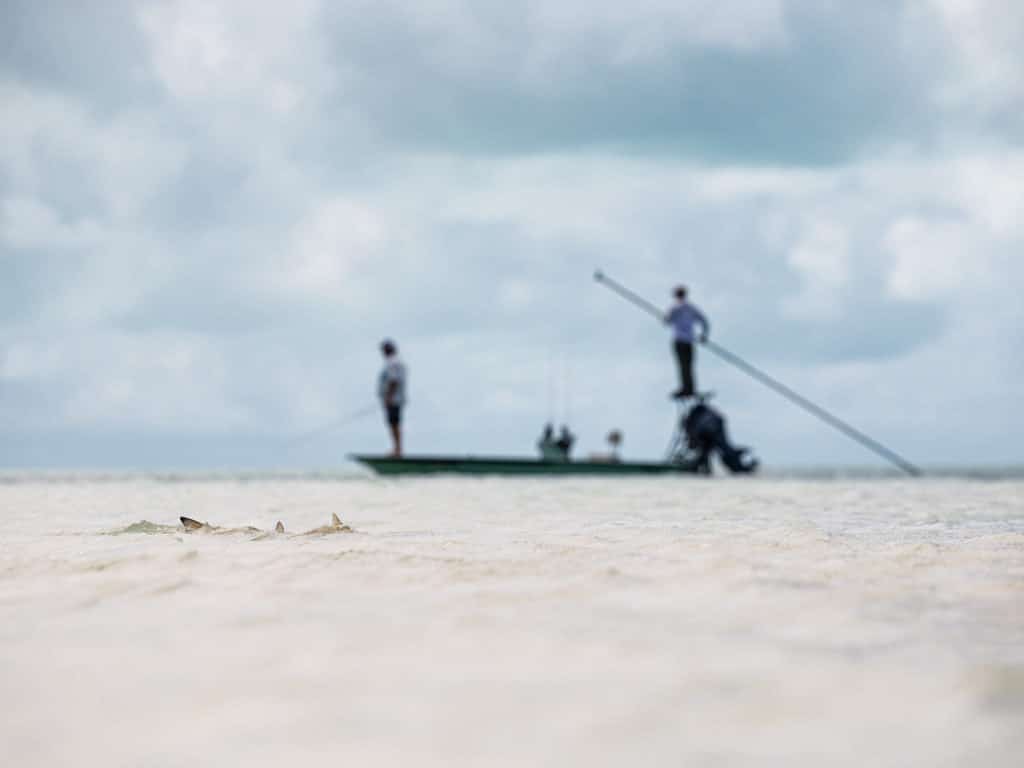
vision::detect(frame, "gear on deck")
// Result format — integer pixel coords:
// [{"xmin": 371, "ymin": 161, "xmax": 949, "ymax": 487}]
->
[{"xmin": 669, "ymin": 398, "xmax": 758, "ymax": 475}]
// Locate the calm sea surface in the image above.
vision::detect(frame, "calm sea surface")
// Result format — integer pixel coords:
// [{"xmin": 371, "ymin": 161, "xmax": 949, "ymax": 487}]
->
[{"xmin": 1, "ymin": 472, "xmax": 1022, "ymax": 766}]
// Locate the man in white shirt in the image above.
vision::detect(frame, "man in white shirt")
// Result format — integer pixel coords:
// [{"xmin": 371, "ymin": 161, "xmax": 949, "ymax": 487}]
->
[
  {"xmin": 664, "ymin": 285, "xmax": 709, "ymax": 399},
  {"xmin": 377, "ymin": 339, "xmax": 407, "ymax": 457}
]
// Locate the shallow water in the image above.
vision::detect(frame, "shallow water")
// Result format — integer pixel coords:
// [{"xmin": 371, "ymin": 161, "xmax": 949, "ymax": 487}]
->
[{"xmin": 1, "ymin": 474, "xmax": 1022, "ymax": 767}]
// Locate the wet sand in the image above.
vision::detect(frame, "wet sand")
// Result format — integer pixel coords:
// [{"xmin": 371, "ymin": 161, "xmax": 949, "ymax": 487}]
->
[{"xmin": 1, "ymin": 474, "xmax": 1022, "ymax": 766}]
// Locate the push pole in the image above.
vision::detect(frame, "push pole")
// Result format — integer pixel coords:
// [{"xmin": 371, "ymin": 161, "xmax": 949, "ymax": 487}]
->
[{"xmin": 593, "ymin": 270, "xmax": 922, "ymax": 477}]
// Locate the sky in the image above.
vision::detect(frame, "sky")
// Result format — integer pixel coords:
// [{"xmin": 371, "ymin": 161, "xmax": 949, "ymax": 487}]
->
[{"xmin": 1, "ymin": 0, "xmax": 1022, "ymax": 470}]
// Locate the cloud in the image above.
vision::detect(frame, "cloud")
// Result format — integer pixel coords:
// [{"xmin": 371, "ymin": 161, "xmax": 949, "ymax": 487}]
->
[
  {"xmin": 315, "ymin": 1, "xmax": 941, "ymax": 164},
  {"xmin": 1, "ymin": 330, "xmax": 243, "ymax": 432},
  {"xmin": 0, "ymin": 0, "xmax": 1022, "ymax": 467},
  {"xmin": 928, "ymin": 0, "xmax": 1024, "ymax": 133},
  {"xmin": 784, "ymin": 221, "xmax": 850, "ymax": 319},
  {"xmin": 138, "ymin": 0, "xmax": 326, "ymax": 111},
  {"xmin": 0, "ymin": 197, "xmax": 104, "ymax": 250},
  {"xmin": 0, "ymin": 80, "xmax": 187, "ymax": 221},
  {"xmin": 0, "ymin": 0, "xmax": 152, "ymax": 103},
  {"xmin": 883, "ymin": 217, "xmax": 976, "ymax": 302},
  {"xmin": 272, "ymin": 197, "xmax": 390, "ymax": 302}
]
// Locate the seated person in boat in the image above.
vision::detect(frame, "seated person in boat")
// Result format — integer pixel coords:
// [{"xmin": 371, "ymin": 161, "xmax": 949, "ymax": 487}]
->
[
  {"xmin": 538, "ymin": 423, "xmax": 576, "ymax": 461},
  {"xmin": 555, "ymin": 425, "xmax": 575, "ymax": 458},
  {"xmin": 537, "ymin": 423, "xmax": 564, "ymax": 461}
]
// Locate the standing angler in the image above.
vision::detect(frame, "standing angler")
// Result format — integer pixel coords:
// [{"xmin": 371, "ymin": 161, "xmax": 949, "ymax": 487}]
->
[
  {"xmin": 665, "ymin": 285, "xmax": 709, "ymax": 399},
  {"xmin": 378, "ymin": 339, "xmax": 407, "ymax": 457}
]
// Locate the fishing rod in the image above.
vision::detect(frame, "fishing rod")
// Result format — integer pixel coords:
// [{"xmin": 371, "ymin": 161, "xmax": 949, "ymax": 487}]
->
[
  {"xmin": 593, "ymin": 270, "xmax": 923, "ymax": 477},
  {"xmin": 284, "ymin": 402, "xmax": 380, "ymax": 446},
  {"xmin": 255, "ymin": 401, "xmax": 380, "ymax": 471}
]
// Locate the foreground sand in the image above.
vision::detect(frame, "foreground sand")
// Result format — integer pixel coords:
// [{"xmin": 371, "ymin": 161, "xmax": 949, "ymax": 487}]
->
[{"xmin": 1, "ymin": 475, "xmax": 1022, "ymax": 766}]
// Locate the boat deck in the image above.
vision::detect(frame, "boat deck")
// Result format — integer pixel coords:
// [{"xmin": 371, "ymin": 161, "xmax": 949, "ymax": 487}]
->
[{"xmin": 350, "ymin": 454, "xmax": 697, "ymax": 476}]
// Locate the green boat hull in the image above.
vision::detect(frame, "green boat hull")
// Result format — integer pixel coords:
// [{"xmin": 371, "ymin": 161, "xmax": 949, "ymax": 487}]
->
[{"xmin": 350, "ymin": 454, "xmax": 698, "ymax": 476}]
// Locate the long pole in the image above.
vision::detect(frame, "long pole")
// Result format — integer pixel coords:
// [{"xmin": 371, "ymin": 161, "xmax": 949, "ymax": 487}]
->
[{"xmin": 593, "ymin": 270, "xmax": 922, "ymax": 477}]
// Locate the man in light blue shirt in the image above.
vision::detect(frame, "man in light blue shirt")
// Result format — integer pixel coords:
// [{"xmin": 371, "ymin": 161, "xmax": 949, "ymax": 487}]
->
[{"xmin": 665, "ymin": 285, "xmax": 709, "ymax": 399}]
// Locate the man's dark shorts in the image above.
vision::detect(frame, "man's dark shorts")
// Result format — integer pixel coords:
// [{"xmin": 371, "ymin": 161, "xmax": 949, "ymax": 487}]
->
[{"xmin": 386, "ymin": 404, "xmax": 402, "ymax": 427}]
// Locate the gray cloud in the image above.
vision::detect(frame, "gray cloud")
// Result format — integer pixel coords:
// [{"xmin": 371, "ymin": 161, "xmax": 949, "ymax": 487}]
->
[
  {"xmin": 1, "ymin": 0, "xmax": 1022, "ymax": 468},
  {"xmin": 0, "ymin": 0, "xmax": 155, "ymax": 105},
  {"xmin": 321, "ymin": 1, "xmax": 943, "ymax": 164}
]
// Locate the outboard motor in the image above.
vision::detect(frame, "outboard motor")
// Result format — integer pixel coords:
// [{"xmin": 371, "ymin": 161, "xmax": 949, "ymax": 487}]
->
[{"xmin": 678, "ymin": 401, "xmax": 758, "ymax": 475}]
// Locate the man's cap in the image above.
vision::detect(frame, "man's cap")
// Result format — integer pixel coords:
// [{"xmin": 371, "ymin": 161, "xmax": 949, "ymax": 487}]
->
[
  {"xmin": 380, "ymin": 338, "xmax": 397, "ymax": 353},
  {"xmin": 674, "ymin": 284, "xmax": 688, "ymax": 297}
]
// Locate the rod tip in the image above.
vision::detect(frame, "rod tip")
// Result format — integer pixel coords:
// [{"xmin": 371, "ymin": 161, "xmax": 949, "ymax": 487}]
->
[{"xmin": 593, "ymin": 270, "xmax": 604, "ymax": 281}]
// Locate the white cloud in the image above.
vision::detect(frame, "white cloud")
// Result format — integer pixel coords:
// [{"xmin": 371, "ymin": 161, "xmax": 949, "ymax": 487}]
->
[
  {"xmin": 272, "ymin": 197, "xmax": 389, "ymax": 301},
  {"xmin": 784, "ymin": 220, "xmax": 850, "ymax": 319},
  {"xmin": 1, "ymin": 197, "xmax": 104, "ymax": 250},
  {"xmin": 91, "ymin": 112, "xmax": 189, "ymax": 220},
  {"xmin": 947, "ymin": 154, "xmax": 1024, "ymax": 238},
  {"xmin": 928, "ymin": 0, "xmax": 1024, "ymax": 115},
  {"xmin": 497, "ymin": 278, "xmax": 536, "ymax": 312},
  {"xmin": 0, "ymin": 330, "xmax": 247, "ymax": 431},
  {"xmin": 5, "ymin": 140, "xmax": 1019, "ymax": 460},
  {"xmin": 2, "ymin": 1, "xmax": 1023, "ymax": 465},
  {"xmin": 883, "ymin": 217, "xmax": 977, "ymax": 302},
  {"xmin": 138, "ymin": 0, "xmax": 327, "ymax": 113},
  {"xmin": 1, "ymin": 341, "xmax": 64, "ymax": 381},
  {"xmin": 61, "ymin": 331, "xmax": 246, "ymax": 430},
  {"xmin": 0, "ymin": 81, "xmax": 186, "ymax": 221},
  {"xmin": 689, "ymin": 167, "xmax": 829, "ymax": 205}
]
